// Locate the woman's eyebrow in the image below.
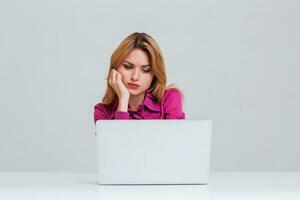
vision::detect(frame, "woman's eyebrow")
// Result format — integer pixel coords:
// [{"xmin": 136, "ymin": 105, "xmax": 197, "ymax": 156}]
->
[{"xmin": 123, "ymin": 61, "xmax": 151, "ymax": 67}]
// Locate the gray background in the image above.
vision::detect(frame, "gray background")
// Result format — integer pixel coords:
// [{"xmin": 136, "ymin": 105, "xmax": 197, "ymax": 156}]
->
[{"xmin": 0, "ymin": 0, "xmax": 299, "ymax": 172}]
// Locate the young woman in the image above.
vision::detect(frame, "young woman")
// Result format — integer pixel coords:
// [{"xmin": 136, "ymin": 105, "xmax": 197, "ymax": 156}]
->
[{"xmin": 94, "ymin": 32, "xmax": 185, "ymax": 122}]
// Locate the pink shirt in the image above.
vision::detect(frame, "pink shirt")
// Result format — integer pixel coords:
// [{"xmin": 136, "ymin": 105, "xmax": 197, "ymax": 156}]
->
[{"xmin": 94, "ymin": 88, "xmax": 185, "ymax": 123}]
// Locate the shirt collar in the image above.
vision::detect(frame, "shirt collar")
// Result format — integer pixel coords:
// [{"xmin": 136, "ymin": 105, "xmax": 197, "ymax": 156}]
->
[{"xmin": 142, "ymin": 89, "xmax": 161, "ymax": 112}]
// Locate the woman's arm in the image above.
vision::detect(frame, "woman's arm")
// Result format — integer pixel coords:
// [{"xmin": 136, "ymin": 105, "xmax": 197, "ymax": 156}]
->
[{"xmin": 94, "ymin": 102, "xmax": 130, "ymax": 123}]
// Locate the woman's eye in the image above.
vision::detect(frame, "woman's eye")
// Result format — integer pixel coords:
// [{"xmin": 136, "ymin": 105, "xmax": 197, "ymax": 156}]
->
[
  {"xmin": 142, "ymin": 69, "xmax": 151, "ymax": 73},
  {"xmin": 124, "ymin": 64, "xmax": 151, "ymax": 73},
  {"xmin": 124, "ymin": 64, "xmax": 133, "ymax": 69},
  {"xmin": 143, "ymin": 67, "xmax": 151, "ymax": 73}
]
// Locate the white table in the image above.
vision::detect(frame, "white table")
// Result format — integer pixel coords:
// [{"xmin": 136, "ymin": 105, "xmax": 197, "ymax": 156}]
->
[{"xmin": 0, "ymin": 172, "xmax": 299, "ymax": 200}]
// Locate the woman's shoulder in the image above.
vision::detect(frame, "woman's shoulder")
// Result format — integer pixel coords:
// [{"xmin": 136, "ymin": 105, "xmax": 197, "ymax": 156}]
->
[
  {"xmin": 94, "ymin": 102, "xmax": 115, "ymax": 112},
  {"xmin": 94, "ymin": 103, "xmax": 108, "ymax": 118},
  {"xmin": 94, "ymin": 102, "xmax": 105, "ymax": 109},
  {"xmin": 163, "ymin": 87, "xmax": 183, "ymax": 99},
  {"xmin": 94, "ymin": 102, "xmax": 117, "ymax": 122},
  {"xmin": 162, "ymin": 87, "xmax": 184, "ymax": 106},
  {"xmin": 94, "ymin": 101, "xmax": 118, "ymax": 117},
  {"xmin": 161, "ymin": 87, "xmax": 185, "ymax": 119}
]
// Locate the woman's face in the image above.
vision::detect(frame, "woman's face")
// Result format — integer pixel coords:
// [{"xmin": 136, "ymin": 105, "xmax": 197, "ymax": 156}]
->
[{"xmin": 117, "ymin": 48, "xmax": 154, "ymax": 96}]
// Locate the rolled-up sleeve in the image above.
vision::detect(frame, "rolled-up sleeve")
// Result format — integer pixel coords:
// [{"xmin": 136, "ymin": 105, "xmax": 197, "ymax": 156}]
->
[
  {"xmin": 163, "ymin": 89, "xmax": 185, "ymax": 119},
  {"xmin": 113, "ymin": 111, "xmax": 130, "ymax": 119}
]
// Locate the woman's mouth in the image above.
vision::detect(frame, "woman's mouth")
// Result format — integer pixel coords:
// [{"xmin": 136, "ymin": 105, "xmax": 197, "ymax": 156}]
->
[{"xmin": 127, "ymin": 83, "xmax": 140, "ymax": 89}]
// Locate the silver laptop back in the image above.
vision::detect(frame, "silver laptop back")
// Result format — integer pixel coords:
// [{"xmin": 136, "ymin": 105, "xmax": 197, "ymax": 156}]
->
[{"xmin": 96, "ymin": 120, "xmax": 212, "ymax": 185}]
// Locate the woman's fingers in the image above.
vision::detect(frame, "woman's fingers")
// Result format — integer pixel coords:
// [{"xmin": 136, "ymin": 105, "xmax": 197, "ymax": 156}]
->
[
  {"xmin": 111, "ymin": 70, "xmax": 116, "ymax": 84},
  {"xmin": 116, "ymin": 72, "xmax": 122, "ymax": 83},
  {"xmin": 109, "ymin": 69, "xmax": 122, "ymax": 86},
  {"xmin": 108, "ymin": 69, "xmax": 129, "ymax": 99}
]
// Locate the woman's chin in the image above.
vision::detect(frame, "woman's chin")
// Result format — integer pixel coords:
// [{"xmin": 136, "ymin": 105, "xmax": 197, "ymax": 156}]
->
[{"xmin": 128, "ymin": 89, "xmax": 142, "ymax": 96}]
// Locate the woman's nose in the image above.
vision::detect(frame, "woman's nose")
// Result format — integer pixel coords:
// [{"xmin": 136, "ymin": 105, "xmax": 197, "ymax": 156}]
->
[{"xmin": 131, "ymin": 69, "xmax": 139, "ymax": 81}]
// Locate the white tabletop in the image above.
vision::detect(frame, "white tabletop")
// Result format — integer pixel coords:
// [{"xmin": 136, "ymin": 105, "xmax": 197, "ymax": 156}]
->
[{"xmin": 0, "ymin": 172, "xmax": 299, "ymax": 200}]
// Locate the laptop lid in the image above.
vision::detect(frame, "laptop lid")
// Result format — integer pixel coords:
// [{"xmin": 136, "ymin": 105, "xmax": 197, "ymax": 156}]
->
[{"xmin": 96, "ymin": 120, "xmax": 212, "ymax": 185}]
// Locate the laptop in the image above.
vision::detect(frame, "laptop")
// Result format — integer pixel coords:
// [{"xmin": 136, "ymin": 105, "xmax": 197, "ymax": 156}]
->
[{"xmin": 95, "ymin": 120, "xmax": 212, "ymax": 185}]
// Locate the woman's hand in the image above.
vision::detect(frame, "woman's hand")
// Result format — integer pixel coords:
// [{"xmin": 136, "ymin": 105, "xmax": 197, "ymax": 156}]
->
[
  {"xmin": 108, "ymin": 69, "xmax": 130, "ymax": 99},
  {"xmin": 108, "ymin": 69, "xmax": 130, "ymax": 111}
]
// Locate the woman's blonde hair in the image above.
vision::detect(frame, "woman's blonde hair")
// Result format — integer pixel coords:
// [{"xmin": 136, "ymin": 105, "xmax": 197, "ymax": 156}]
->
[{"xmin": 101, "ymin": 32, "xmax": 184, "ymax": 106}]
